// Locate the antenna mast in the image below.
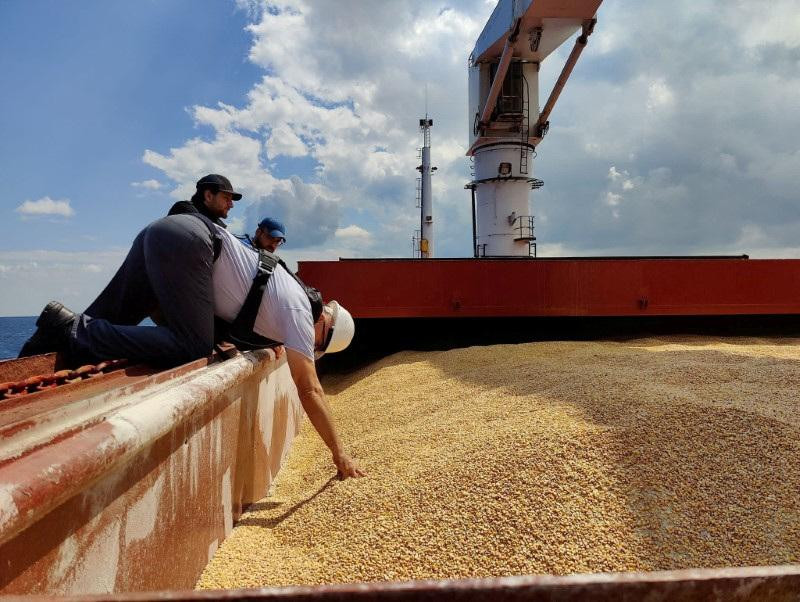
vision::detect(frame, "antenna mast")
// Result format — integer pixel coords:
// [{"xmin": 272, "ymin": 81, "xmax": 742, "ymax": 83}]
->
[{"xmin": 415, "ymin": 116, "xmax": 434, "ymax": 259}]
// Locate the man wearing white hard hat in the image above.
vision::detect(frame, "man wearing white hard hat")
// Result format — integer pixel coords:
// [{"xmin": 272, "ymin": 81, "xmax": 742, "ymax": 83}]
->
[{"xmin": 211, "ymin": 223, "xmax": 364, "ymax": 479}]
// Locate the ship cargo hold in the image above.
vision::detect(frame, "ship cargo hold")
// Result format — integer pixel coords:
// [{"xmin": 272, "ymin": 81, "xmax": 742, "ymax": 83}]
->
[{"xmin": 2, "ymin": 0, "xmax": 800, "ymax": 600}]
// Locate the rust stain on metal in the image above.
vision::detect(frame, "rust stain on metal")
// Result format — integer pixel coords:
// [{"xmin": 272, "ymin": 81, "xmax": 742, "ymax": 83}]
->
[
  {"xmin": 0, "ymin": 348, "xmax": 305, "ymax": 596},
  {"xmin": 6, "ymin": 566, "xmax": 800, "ymax": 601},
  {"xmin": 0, "ymin": 352, "xmax": 235, "ymax": 438},
  {"xmin": 0, "ymin": 353, "xmax": 60, "ymax": 383},
  {"xmin": 0, "ymin": 360, "xmax": 129, "ymax": 402}
]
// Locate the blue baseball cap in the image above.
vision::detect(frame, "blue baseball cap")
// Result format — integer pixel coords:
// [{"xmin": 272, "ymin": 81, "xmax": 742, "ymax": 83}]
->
[{"xmin": 258, "ymin": 217, "xmax": 286, "ymax": 240}]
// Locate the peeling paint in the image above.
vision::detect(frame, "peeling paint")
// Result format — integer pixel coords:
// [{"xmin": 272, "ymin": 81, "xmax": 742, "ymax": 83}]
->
[
  {"xmin": 213, "ymin": 418, "xmax": 223, "ymax": 470},
  {"xmin": 221, "ymin": 468, "xmax": 232, "ymax": 537},
  {"xmin": 168, "ymin": 441, "xmax": 181, "ymax": 522},
  {"xmin": 0, "ymin": 350, "xmax": 309, "ymax": 594},
  {"xmin": 187, "ymin": 427, "xmax": 203, "ymax": 497},
  {"xmin": 102, "ymin": 355, "xmax": 255, "ymax": 458},
  {"xmin": 257, "ymin": 378, "xmax": 275, "ymax": 453},
  {"xmin": 124, "ymin": 473, "xmax": 164, "ymax": 545},
  {"xmin": 47, "ymin": 534, "xmax": 77, "ymax": 586},
  {"xmin": 256, "ymin": 362, "xmax": 305, "ymax": 491},
  {"xmin": 64, "ymin": 519, "xmax": 121, "ymax": 594},
  {"xmin": 0, "ymin": 484, "xmax": 19, "ymax": 533},
  {"xmin": 82, "ymin": 465, "xmax": 129, "ymax": 522}
]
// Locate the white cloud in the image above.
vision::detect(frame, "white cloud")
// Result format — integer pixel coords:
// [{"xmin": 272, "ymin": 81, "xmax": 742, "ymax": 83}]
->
[
  {"xmin": 243, "ymin": 176, "xmax": 340, "ymax": 249},
  {"xmin": 227, "ymin": 216, "xmax": 246, "ymax": 235},
  {"xmin": 137, "ymin": 1, "xmax": 800, "ymax": 260},
  {"xmin": 131, "ymin": 179, "xmax": 163, "ymax": 190},
  {"xmin": 646, "ymin": 78, "xmax": 675, "ymax": 112},
  {"xmin": 15, "ymin": 197, "xmax": 74, "ymax": 218},
  {"xmin": 234, "ymin": 0, "xmax": 264, "ymax": 20},
  {"xmin": 266, "ymin": 122, "xmax": 308, "ymax": 158},
  {"xmin": 140, "ymin": 1, "xmax": 491, "ymax": 259},
  {"xmin": 605, "ymin": 167, "xmax": 635, "ymax": 204},
  {"xmin": 335, "ymin": 224, "xmax": 373, "ymax": 243},
  {"xmin": 143, "ymin": 130, "xmax": 278, "ymax": 202},
  {"xmin": 608, "ymin": 166, "xmax": 625, "ymax": 182},
  {"xmin": 721, "ymin": 0, "xmax": 800, "ymax": 48}
]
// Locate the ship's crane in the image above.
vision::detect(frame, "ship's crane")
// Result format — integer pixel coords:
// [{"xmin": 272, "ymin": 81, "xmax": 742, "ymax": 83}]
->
[{"xmin": 467, "ymin": 0, "xmax": 602, "ymax": 257}]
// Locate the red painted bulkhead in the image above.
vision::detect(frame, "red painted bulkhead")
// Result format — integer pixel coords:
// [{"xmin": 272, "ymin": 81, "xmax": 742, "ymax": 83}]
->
[{"xmin": 298, "ymin": 257, "xmax": 800, "ymax": 318}]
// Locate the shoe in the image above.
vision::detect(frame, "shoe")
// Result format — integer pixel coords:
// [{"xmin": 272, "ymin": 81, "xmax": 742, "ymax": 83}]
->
[{"xmin": 18, "ymin": 301, "xmax": 77, "ymax": 358}]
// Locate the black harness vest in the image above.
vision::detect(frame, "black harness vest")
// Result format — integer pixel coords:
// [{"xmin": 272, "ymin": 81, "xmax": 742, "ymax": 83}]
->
[
  {"xmin": 167, "ymin": 207, "xmax": 322, "ymax": 350},
  {"xmin": 225, "ymin": 249, "xmax": 324, "ymax": 350}
]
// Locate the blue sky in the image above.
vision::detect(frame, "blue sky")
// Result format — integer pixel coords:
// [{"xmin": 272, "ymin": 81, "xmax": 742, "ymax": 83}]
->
[
  {"xmin": 1, "ymin": 0, "xmax": 800, "ymax": 316},
  {"xmin": 0, "ymin": 0, "xmax": 260, "ymax": 253}
]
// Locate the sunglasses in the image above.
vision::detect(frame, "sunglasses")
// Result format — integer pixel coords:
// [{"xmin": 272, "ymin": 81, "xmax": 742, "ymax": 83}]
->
[
  {"xmin": 261, "ymin": 232, "xmax": 285, "ymax": 245},
  {"xmin": 314, "ymin": 312, "xmax": 336, "ymax": 360}
]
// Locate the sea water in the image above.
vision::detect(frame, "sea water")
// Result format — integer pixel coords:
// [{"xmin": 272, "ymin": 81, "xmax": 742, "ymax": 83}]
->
[
  {"xmin": 0, "ymin": 316, "xmax": 157, "ymax": 360},
  {"xmin": 0, "ymin": 316, "xmax": 36, "ymax": 360}
]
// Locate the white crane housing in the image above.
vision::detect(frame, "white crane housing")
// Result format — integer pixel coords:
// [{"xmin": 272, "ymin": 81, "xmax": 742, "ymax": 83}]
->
[{"xmin": 468, "ymin": 0, "xmax": 602, "ymax": 257}]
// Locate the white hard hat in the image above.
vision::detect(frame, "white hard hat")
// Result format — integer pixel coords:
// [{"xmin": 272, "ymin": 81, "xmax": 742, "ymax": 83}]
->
[{"xmin": 315, "ymin": 300, "xmax": 355, "ymax": 359}]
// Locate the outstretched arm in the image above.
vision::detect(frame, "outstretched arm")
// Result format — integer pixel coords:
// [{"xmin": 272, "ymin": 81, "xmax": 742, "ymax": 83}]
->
[{"xmin": 285, "ymin": 348, "xmax": 365, "ymax": 479}]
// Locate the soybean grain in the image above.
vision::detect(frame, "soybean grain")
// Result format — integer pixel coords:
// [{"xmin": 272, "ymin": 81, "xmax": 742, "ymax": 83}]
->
[{"xmin": 197, "ymin": 336, "xmax": 800, "ymax": 588}]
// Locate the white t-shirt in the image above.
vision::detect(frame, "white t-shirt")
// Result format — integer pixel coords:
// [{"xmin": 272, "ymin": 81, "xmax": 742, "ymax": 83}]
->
[{"xmin": 212, "ymin": 226, "xmax": 315, "ymax": 360}]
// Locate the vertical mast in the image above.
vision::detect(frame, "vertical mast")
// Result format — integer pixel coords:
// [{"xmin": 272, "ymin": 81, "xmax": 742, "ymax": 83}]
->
[
  {"xmin": 419, "ymin": 117, "xmax": 434, "ymax": 258},
  {"xmin": 411, "ymin": 85, "xmax": 436, "ymax": 259}
]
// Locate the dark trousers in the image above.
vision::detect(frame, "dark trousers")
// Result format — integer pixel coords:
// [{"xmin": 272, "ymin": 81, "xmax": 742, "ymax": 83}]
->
[{"xmin": 71, "ymin": 214, "xmax": 215, "ymax": 367}]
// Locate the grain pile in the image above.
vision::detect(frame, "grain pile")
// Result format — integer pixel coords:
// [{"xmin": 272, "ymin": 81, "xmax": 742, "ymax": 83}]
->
[{"xmin": 197, "ymin": 337, "xmax": 800, "ymax": 588}]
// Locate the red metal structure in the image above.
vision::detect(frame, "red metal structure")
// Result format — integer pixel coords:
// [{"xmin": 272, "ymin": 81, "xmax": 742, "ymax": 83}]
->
[
  {"xmin": 10, "ymin": 566, "xmax": 800, "ymax": 601},
  {"xmin": 0, "ymin": 348, "xmax": 303, "ymax": 595},
  {"xmin": 298, "ymin": 257, "xmax": 800, "ymax": 319}
]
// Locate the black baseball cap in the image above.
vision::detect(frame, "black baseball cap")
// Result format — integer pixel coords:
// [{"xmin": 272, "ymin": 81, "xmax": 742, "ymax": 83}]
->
[{"xmin": 196, "ymin": 174, "xmax": 242, "ymax": 200}]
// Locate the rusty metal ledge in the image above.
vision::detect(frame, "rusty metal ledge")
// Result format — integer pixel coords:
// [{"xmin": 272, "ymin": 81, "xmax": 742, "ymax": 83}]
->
[
  {"xmin": 0, "ymin": 349, "xmax": 276, "ymax": 548},
  {"xmin": 4, "ymin": 565, "xmax": 800, "ymax": 601}
]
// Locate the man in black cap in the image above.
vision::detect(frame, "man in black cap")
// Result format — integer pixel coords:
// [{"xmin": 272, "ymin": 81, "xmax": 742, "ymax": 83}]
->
[
  {"xmin": 168, "ymin": 173, "xmax": 242, "ymax": 226},
  {"xmin": 19, "ymin": 174, "xmax": 244, "ymax": 367},
  {"xmin": 18, "ymin": 173, "xmax": 367, "ymax": 479}
]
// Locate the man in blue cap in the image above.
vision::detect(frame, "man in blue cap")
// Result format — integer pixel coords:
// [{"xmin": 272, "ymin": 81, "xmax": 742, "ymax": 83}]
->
[{"xmin": 242, "ymin": 217, "xmax": 286, "ymax": 253}]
